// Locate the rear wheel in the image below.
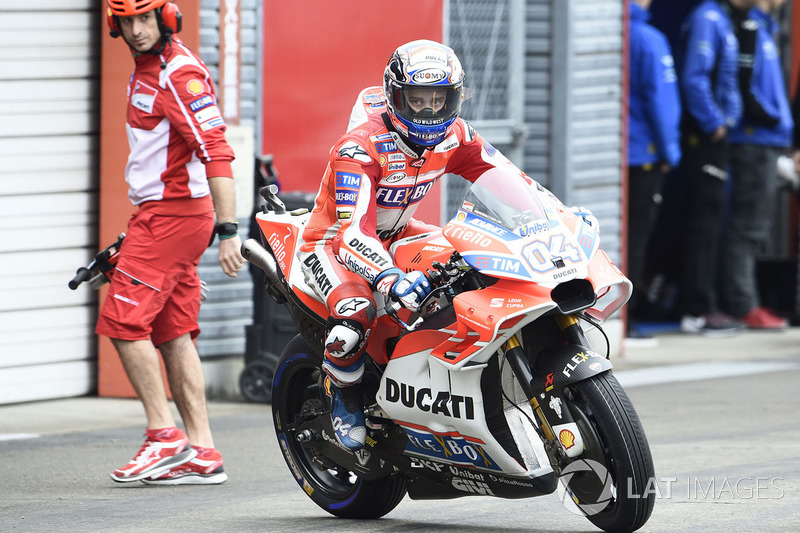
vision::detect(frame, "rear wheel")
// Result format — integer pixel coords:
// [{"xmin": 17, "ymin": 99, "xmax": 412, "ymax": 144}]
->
[
  {"xmin": 272, "ymin": 335, "xmax": 406, "ymax": 518},
  {"xmin": 559, "ymin": 372, "xmax": 655, "ymax": 532}
]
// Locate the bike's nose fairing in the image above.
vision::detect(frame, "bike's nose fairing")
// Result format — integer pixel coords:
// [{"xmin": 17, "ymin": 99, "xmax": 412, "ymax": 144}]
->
[{"xmin": 442, "ymin": 170, "xmax": 599, "ymax": 286}]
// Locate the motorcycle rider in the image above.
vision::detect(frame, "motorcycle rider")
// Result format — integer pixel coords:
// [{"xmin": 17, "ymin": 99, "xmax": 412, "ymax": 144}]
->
[{"xmin": 300, "ymin": 40, "xmax": 576, "ymax": 451}]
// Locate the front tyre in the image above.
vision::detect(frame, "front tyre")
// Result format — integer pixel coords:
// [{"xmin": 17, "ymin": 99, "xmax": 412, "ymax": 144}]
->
[
  {"xmin": 272, "ymin": 335, "xmax": 406, "ymax": 519},
  {"xmin": 560, "ymin": 372, "xmax": 655, "ymax": 532}
]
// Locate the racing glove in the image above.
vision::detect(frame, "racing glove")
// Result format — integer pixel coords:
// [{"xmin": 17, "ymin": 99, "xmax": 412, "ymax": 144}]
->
[{"xmin": 374, "ymin": 267, "xmax": 431, "ymax": 312}]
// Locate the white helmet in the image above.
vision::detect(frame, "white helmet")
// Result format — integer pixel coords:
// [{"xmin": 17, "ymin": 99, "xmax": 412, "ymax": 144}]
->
[{"xmin": 383, "ymin": 40, "xmax": 465, "ymax": 147}]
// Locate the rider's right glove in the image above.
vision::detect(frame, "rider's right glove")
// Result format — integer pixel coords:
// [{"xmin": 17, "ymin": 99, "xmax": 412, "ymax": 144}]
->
[{"xmin": 374, "ymin": 267, "xmax": 431, "ymax": 312}]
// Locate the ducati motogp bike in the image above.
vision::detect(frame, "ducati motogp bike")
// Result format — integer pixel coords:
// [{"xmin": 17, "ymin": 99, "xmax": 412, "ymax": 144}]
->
[{"xmin": 243, "ymin": 168, "xmax": 655, "ymax": 532}]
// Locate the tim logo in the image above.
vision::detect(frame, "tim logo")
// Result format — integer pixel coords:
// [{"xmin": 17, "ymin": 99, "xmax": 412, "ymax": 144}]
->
[
  {"xmin": 376, "ymin": 181, "xmax": 433, "ymax": 209},
  {"xmin": 336, "ymin": 171, "xmax": 360, "ymax": 206},
  {"xmin": 336, "ymin": 171, "xmax": 360, "ymax": 189},
  {"xmin": 375, "ymin": 141, "xmax": 397, "ymax": 153}
]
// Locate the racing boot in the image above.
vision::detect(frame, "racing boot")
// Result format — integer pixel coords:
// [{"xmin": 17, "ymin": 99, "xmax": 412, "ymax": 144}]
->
[{"xmin": 329, "ymin": 380, "xmax": 366, "ymax": 451}]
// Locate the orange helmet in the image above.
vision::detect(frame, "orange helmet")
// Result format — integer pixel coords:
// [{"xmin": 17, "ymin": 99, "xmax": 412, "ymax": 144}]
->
[
  {"xmin": 107, "ymin": 0, "xmax": 168, "ymax": 17},
  {"xmin": 106, "ymin": 0, "xmax": 181, "ymax": 38}
]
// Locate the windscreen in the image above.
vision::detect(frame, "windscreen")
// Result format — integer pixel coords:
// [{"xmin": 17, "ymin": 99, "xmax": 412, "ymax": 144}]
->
[{"xmin": 459, "ymin": 169, "xmax": 549, "ymax": 232}]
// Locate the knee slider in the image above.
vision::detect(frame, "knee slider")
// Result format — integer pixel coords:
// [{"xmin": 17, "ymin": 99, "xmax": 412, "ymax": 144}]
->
[{"xmin": 324, "ymin": 317, "xmax": 368, "ymax": 362}]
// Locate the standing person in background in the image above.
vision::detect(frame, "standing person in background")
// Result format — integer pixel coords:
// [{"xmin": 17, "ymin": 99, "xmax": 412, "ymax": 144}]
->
[
  {"xmin": 720, "ymin": 0, "xmax": 792, "ymax": 329},
  {"xmin": 98, "ymin": 0, "xmax": 244, "ymax": 484},
  {"xmin": 626, "ymin": 0, "xmax": 682, "ymax": 342},
  {"xmin": 791, "ymin": 48, "xmax": 800, "ymax": 173},
  {"xmin": 676, "ymin": 0, "xmax": 757, "ymax": 336}
]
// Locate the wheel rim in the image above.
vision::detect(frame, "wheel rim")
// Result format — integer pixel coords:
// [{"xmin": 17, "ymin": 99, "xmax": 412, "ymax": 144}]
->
[
  {"xmin": 278, "ymin": 358, "xmax": 360, "ymax": 499},
  {"xmin": 562, "ymin": 388, "xmax": 619, "ymax": 516}
]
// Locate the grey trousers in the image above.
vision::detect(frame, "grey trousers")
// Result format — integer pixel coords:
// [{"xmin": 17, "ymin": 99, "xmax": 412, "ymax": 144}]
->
[{"xmin": 719, "ymin": 143, "xmax": 781, "ymax": 317}]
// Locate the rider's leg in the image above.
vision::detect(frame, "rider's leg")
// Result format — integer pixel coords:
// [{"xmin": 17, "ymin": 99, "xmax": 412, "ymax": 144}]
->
[{"xmin": 323, "ymin": 281, "xmax": 377, "ymax": 451}]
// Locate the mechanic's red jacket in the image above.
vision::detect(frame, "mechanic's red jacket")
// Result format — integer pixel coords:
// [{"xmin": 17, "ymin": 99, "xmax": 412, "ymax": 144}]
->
[
  {"xmin": 125, "ymin": 38, "xmax": 235, "ymax": 215},
  {"xmin": 301, "ymin": 86, "xmax": 526, "ymax": 286}
]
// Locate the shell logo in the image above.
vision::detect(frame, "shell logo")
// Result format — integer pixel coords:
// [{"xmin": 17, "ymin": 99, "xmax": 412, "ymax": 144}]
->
[
  {"xmin": 380, "ymin": 154, "xmax": 387, "ymax": 166},
  {"xmin": 559, "ymin": 429, "xmax": 576, "ymax": 449},
  {"xmin": 186, "ymin": 79, "xmax": 205, "ymax": 96}
]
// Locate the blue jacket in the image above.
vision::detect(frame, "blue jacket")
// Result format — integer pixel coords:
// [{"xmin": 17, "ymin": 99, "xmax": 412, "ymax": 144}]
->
[
  {"xmin": 728, "ymin": 8, "xmax": 793, "ymax": 147},
  {"xmin": 628, "ymin": 3, "xmax": 682, "ymax": 167},
  {"xmin": 677, "ymin": 0, "xmax": 742, "ymax": 135}
]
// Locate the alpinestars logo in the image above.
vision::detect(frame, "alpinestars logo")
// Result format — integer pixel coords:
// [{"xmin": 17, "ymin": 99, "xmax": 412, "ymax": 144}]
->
[
  {"xmin": 326, "ymin": 337, "xmax": 346, "ymax": 355},
  {"xmin": 335, "ymin": 297, "xmax": 371, "ymax": 316},
  {"xmin": 338, "ymin": 142, "xmax": 371, "ymax": 163}
]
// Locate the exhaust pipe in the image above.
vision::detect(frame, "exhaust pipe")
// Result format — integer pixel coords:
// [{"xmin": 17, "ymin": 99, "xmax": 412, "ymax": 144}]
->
[{"xmin": 241, "ymin": 238, "xmax": 291, "ymax": 302}]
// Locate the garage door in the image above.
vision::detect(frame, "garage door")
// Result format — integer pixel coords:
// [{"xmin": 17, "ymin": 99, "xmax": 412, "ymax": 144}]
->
[{"xmin": 0, "ymin": 0, "xmax": 99, "ymax": 404}]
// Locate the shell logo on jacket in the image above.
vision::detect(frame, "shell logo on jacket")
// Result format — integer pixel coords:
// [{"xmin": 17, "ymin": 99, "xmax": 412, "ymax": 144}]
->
[
  {"xmin": 301, "ymin": 86, "xmax": 523, "ymax": 287},
  {"xmin": 125, "ymin": 39, "xmax": 235, "ymax": 206}
]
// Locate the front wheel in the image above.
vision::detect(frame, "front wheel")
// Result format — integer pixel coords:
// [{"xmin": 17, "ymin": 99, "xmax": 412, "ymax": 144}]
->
[
  {"xmin": 272, "ymin": 335, "xmax": 406, "ymax": 519},
  {"xmin": 559, "ymin": 372, "xmax": 655, "ymax": 532}
]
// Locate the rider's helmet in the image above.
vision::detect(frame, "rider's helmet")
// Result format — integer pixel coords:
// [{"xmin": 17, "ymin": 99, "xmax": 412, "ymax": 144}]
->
[
  {"xmin": 106, "ymin": 0, "xmax": 182, "ymax": 39},
  {"xmin": 383, "ymin": 40, "xmax": 465, "ymax": 147}
]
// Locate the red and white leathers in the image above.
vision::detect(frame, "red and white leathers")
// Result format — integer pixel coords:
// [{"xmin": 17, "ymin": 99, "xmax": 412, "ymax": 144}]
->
[
  {"xmin": 299, "ymin": 86, "xmax": 526, "ymax": 387},
  {"xmin": 96, "ymin": 38, "xmax": 235, "ymax": 345}
]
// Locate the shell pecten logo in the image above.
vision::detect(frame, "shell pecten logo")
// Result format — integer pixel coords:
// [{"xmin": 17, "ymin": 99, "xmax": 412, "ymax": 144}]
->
[
  {"xmin": 186, "ymin": 79, "xmax": 205, "ymax": 96},
  {"xmin": 559, "ymin": 429, "xmax": 576, "ymax": 449}
]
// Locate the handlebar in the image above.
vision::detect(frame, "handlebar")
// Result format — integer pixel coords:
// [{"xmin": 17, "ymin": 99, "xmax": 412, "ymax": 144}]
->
[
  {"xmin": 383, "ymin": 254, "xmax": 465, "ymax": 331},
  {"xmin": 259, "ymin": 184, "xmax": 286, "ymax": 214},
  {"xmin": 68, "ymin": 267, "xmax": 93, "ymax": 290},
  {"xmin": 68, "ymin": 233, "xmax": 126, "ymax": 290}
]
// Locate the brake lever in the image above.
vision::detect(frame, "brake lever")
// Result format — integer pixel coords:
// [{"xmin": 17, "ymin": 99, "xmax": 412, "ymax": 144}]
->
[
  {"xmin": 384, "ymin": 299, "xmax": 424, "ymax": 331},
  {"xmin": 383, "ymin": 258, "xmax": 464, "ymax": 331}
]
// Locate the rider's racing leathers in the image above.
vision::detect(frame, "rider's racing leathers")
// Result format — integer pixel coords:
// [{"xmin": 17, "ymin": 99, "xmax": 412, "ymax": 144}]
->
[{"xmin": 299, "ymin": 86, "xmax": 526, "ymax": 386}]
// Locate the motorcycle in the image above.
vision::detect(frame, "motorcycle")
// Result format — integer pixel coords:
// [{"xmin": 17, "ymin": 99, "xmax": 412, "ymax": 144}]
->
[{"xmin": 243, "ymin": 168, "xmax": 655, "ymax": 532}]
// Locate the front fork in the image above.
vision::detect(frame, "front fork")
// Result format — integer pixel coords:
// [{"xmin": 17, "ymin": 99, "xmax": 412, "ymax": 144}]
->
[{"xmin": 504, "ymin": 314, "xmax": 596, "ymax": 472}]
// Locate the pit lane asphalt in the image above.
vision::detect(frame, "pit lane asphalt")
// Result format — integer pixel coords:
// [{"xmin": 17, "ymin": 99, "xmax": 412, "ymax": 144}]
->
[{"xmin": 2, "ymin": 327, "xmax": 799, "ymax": 532}]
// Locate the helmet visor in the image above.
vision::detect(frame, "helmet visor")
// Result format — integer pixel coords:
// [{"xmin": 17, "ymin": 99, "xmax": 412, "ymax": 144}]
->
[{"xmin": 388, "ymin": 83, "xmax": 463, "ymax": 127}]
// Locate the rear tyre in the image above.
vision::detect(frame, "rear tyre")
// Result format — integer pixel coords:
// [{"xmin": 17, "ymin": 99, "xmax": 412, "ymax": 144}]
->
[
  {"xmin": 560, "ymin": 372, "xmax": 655, "ymax": 532},
  {"xmin": 272, "ymin": 335, "xmax": 406, "ymax": 518}
]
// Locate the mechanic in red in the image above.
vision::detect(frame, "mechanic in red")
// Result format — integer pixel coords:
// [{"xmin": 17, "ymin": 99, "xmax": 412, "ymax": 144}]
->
[
  {"xmin": 97, "ymin": 0, "xmax": 243, "ymax": 485},
  {"xmin": 300, "ymin": 40, "xmax": 537, "ymax": 451}
]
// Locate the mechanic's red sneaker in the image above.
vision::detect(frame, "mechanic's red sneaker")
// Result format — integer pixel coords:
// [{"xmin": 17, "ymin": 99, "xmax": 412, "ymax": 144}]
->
[
  {"xmin": 143, "ymin": 446, "xmax": 228, "ymax": 485},
  {"xmin": 110, "ymin": 427, "xmax": 196, "ymax": 483},
  {"xmin": 740, "ymin": 306, "xmax": 788, "ymax": 330}
]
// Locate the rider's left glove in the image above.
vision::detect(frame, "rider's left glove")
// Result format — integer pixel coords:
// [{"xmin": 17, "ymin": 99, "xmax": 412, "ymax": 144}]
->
[{"xmin": 374, "ymin": 267, "xmax": 431, "ymax": 312}]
